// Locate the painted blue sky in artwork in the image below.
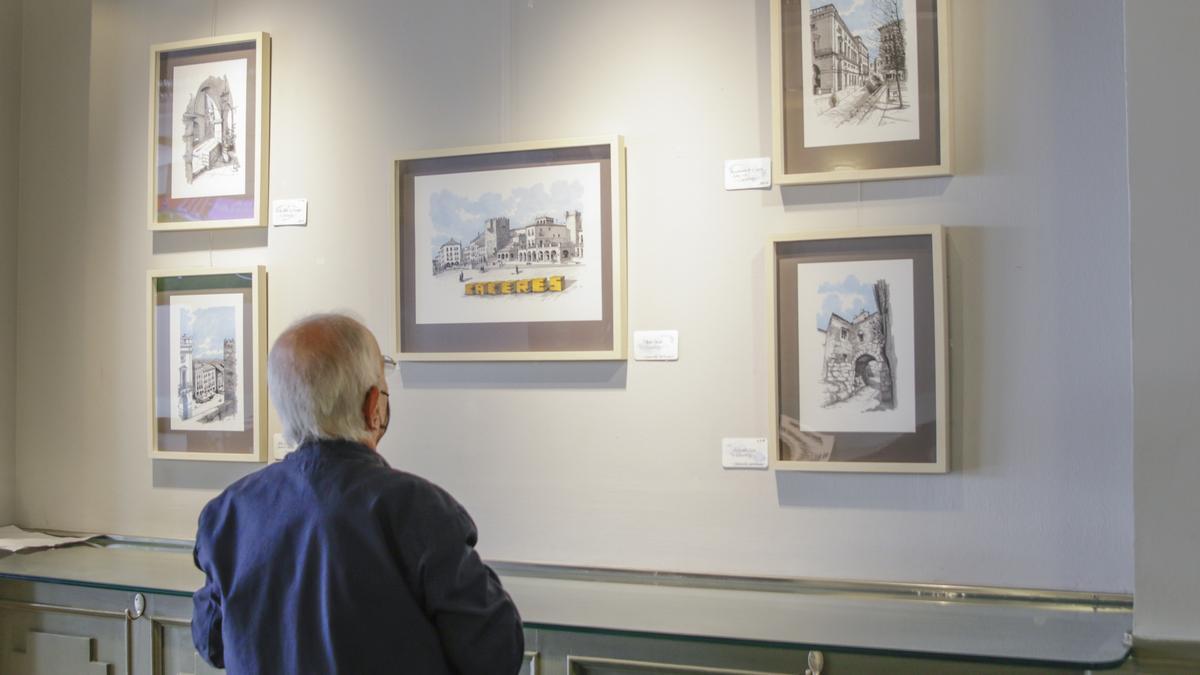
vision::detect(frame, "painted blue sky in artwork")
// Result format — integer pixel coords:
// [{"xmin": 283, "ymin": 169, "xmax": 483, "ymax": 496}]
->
[
  {"xmin": 825, "ymin": 0, "xmax": 904, "ymax": 61},
  {"xmin": 180, "ymin": 305, "xmax": 236, "ymax": 359},
  {"xmin": 816, "ymin": 274, "xmax": 878, "ymax": 330},
  {"xmin": 428, "ymin": 179, "xmax": 584, "ymax": 258}
]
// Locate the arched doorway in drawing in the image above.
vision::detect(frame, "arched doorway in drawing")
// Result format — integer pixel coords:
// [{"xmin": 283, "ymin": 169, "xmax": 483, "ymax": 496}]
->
[{"xmin": 181, "ymin": 75, "xmax": 239, "ymax": 184}]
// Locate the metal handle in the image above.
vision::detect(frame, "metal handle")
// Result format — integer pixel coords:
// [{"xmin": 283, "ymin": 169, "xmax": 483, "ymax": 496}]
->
[{"xmin": 805, "ymin": 650, "xmax": 824, "ymax": 675}]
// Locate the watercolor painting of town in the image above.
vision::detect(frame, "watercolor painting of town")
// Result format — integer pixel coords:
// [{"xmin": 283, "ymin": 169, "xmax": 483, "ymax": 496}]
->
[
  {"xmin": 412, "ymin": 161, "xmax": 603, "ymax": 326},
  {"xmin": 168, "ymin": 293, "xmax": 245, "ymax": 432}
]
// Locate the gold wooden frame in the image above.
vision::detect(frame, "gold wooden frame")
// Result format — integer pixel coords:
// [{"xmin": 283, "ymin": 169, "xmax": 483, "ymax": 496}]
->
[
  {"xmin": 770, "ymin": 0, "xmax": 952, "ymax": 185},
  {"xmin": 147, "ymin": 266, "xmax": 267, "ymax": 462},
  {"xmin": 768, "ymin": 225, "xmax": 948, "ymax": 473},
  {"xmin": 393, "ymin": 136, "xmax": 627, "ymax": 361},
  {"xmin": 148, "ymin": 32, "xmax": 271, "ymax": 230}
]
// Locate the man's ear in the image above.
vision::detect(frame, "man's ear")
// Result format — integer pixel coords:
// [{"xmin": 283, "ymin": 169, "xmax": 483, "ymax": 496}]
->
[{"xmin": 362, "ymin": 386, "xmax": 382, "ymax": 431}]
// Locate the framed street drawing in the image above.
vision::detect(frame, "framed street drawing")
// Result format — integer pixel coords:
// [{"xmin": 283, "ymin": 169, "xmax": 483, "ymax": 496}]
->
[
  {"xmin": 769, "ymin": 226, "xmax": 947, "ymax": 472},
  {"xmin": 148, "ymin": 267, "xmax": 267, "ymax": 461},
  {"xmin": 395, "ymin": 136, "xmax": 627, "ymax": 361},
  {"xmin": 771, "ymin": 0, "xmax": 951, "ymax": 185},
  {"xmin": 149, "ymin": 32, "xmax": 271, "ymax": 230}
]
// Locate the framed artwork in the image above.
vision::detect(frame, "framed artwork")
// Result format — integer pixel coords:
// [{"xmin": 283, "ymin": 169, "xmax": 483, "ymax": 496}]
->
[
  {"xmin": 769, "ymin": 226, "xmax": 947, "ymax": 472},
  {"xmin": 771, "ymin": 0, "xmax": 951, "ymax": 185},
  {"xmin": 394, "ymin": 136, "xmax": 627, "ymax": 361},
  {"xmin": 148, "ymin": 267, "xmax": 267, "ymax": 461},
  {"xmin": 148, "ymin": 32, "xmax": 271, "ymax": 230}
]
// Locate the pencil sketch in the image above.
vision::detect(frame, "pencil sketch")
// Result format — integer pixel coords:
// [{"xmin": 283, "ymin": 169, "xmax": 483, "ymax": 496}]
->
[
  {"xmin": 170, "ymin": 58, "xmax": 248, "ymax": 199},
  {"xmin": 801, "ymin": 0, "xmax": 921, "ymax": 148},
  {"xmin": 818, "ymin": 278, "xmax": 896, "ymax": 413}
]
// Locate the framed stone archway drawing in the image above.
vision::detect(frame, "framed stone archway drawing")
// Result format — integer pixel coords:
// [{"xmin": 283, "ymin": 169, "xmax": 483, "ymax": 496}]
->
[
  {"xmin": 148, "ymin": 33, "xmax": 271, "ymax": 230},
  {"xmin": 769, "ymin": 226, "xmax": 947, "ymax": 472}
]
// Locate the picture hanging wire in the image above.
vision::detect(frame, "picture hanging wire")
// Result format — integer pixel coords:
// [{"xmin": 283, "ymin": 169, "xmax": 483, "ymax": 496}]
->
[
  {"xmin": 210, "ymin": 0, "xmax": 218, "ymax": 38},
  {"xmin": 209, "ymin": 231, "xmax": 214, "ymax": 267}
]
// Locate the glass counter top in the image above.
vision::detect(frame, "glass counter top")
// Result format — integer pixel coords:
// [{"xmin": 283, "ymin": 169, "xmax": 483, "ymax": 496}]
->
[{"xmin": 0, "ymin": 537, "xmax": 1132, "ymax": 669}]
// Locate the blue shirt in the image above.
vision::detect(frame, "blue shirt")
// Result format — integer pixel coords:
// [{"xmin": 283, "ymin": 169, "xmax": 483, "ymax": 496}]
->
[{"xmin": 192, "ymin": 439, "xmax": 524, "ymax": 674}]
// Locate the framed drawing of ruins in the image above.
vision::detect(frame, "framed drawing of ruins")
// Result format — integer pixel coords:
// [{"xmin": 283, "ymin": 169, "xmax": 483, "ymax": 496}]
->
[
  {"xmin": 149, "ymin": 32, "xmax": 271, "ymax": 229},
  {"xmin": 148, "ymin": 266, "xmax": 267, "ymax": 461},
  {"xmin": 769, "ymin": 226, "xmax": 947, "ymax": 472},
  {"xmin": 394, "ymin": 136, "xmax": 627, "ymax": 361},
  {"xmin": 771, "ymin": 0, "xmax": 951, "ymax": 185}
]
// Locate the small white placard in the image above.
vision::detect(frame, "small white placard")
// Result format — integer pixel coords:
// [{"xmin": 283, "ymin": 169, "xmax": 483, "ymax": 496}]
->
[
  {"xmin": 722, "ymin": 437, "xmax": 768, "ymax": 469},
  {"xmin": 633, "ymin": 330, "xmax": 679, "ymax": 361},
  {"xmin": 273, "ymin": 433, "xmax": 297, "ymax": 460},
  {"xmin": 272, "ymin": 198, "xmax": 308, "ymax": 226},
  {"xmin": 724, "ymin": 157, "xmax": 772, "ymax": 190}
]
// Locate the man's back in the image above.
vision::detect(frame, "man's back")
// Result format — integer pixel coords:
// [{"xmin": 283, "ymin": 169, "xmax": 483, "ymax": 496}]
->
[{"xmin": 192, "ymin": 439, "xmax": 524, "ymax": 675}]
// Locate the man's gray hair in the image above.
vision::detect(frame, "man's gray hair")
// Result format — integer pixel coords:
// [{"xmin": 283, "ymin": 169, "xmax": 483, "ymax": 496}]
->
[{"xmin": 268, "ymin": 313, "xmax": 383, "ymax": 446}]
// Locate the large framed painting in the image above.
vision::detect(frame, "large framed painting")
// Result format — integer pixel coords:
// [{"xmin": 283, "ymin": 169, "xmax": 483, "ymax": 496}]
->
[
  {"xmin": 148, "ymin": 33, "xmax": 271, "ymax": 230},
  {"xmin": 148, "ymin": 267, "xmax": 267, "ymax": 461},
  {"xmin": 395, "ymin": 136, "xmax": 627, "ymax": 361},
  {"xmin": 769, "ymin": 226, "xmax": 947, "ymax": 472},
  {"xmin": 771, "ymin": 0, "xmax": 951, "ymax": 185}
]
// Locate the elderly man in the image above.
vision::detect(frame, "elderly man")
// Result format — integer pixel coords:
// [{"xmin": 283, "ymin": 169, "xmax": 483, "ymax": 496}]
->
[{"xmin": 191, "ymin": 313, "xmax": 524, "ymax": 674}]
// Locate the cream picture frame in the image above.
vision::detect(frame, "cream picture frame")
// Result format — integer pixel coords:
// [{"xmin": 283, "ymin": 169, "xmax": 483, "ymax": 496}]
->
[
  {"xmin": 394, "ymin": 136, "xmax": 628, "ymax": 361},
  {"xmin": 771, "ymin": 0, "xmax": 952, "ymax": 185},
  {"xmin": 148, "ymin": 32, "xmax": 271, "ymax": 230},
  {"xmin": 769, "ymin": 225, "xmax": 948, "ymax": 472},
  {"xmin": 148, "ymin": 266, "xmax": 267, "ymax": 462}
]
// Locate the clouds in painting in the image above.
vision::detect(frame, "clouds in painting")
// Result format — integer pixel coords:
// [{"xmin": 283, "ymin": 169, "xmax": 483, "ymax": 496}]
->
[
  {"xmin": 816, "ymin": 274, "xmax": 878, "ymax": 330},
  {"xmin": 180, "ymin": 305, "xmax": 236, "ymax": 359},
  {"xmin": 427, "ymin": 178, "xmax": 585, "ymax": 257}
]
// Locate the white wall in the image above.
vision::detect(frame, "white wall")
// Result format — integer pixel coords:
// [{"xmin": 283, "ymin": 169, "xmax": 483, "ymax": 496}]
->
[
  {"xmin": 1127, "ymin": 0, "xmax": 1200, "ymax": 642},
  {"xmin": 14, "ymin": 0, "xmax": 1134, "ymax": 592},
  {"xmin": 0, "ymin": 0, "xmax": 21, "ymax": 526}
]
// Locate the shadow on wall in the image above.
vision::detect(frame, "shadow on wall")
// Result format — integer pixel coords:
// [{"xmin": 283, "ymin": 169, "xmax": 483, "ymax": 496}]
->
[
  {"xmin": 152, "ymin": 460, "xmax": 260, "ymax": 491},
  {"xmin": 398, "ymin": 361, "xmax": 628, "ymax": 390},
  {"xmin": 152, "ymin": 228, "xmax": 269, "ymax": 255},
  {"xmin": 775, "ymin": 470, "xmax": 964, "ymax": 511}
]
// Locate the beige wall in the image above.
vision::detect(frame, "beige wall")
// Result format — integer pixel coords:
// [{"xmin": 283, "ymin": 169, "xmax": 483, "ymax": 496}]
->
[
  {"xmin": 1128, "ymin": 0, "xmax": 1200, "ymax": 643},
  {"xmin": 0, "ymin": 0, "xmax": 21, "ymax": 525},
  {"xmin": 13, "ymin": 0, "xmax": 1135, "ymax": 592}
]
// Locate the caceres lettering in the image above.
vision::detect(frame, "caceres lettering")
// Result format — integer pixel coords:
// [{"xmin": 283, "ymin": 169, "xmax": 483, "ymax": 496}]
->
[{"xmin": 465, "ymin": 276, "xmax": 565, "ymax": 296}]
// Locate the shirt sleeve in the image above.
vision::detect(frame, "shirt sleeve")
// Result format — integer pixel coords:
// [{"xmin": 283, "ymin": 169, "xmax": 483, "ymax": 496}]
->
[
  {"xmin": 414, "ymin": 491, "xmax": 525, "ymax": 675},
  {"xmin": 191, "ymin": 509, "xmax": 226, "ymax": 669}
]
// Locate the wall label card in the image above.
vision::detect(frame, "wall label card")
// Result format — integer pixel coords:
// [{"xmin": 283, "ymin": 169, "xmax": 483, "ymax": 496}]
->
[
  {"xmin": 722, "ymin": 438, "xmax": 769, "ymax": 469},
  {"xmin": 633, "ymin": 330, "xmax": 679, "ymax": 361},
  {"xmin": 724, "ymin": 157, "xmax": 772, "ymax": 190},
  {"xmin": 272, "ymin": 198, "xmax": 308, "ymax": 226}
]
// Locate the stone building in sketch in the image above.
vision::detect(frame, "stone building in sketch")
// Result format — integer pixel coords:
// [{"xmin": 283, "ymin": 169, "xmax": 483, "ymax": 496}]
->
[
  {"xmin": 810, "ymin": 3, "xmax": 871, "ymax": 95},
  {"xmin": 819, "ymin": 280, "xmax": 895, "ymax": 408}
]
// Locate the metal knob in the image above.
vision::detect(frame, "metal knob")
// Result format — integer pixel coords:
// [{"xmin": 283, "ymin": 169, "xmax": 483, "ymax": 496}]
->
[
  {"xmin": 127, "ymin": 593, "xmax": 146, "ymax": 620},
  {"xmin": 806, "ymin": 650, "xmax": 824, "ymax": 675}
]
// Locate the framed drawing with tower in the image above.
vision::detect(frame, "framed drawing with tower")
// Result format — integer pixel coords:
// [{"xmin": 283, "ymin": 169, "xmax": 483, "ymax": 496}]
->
[
  {"xmin": 148, "ymin": 267, "xmax": 267, "ymax": 461},
  {"xmin": 769, "ymin": 226, "xmax": 947, "ymax": 472}
]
